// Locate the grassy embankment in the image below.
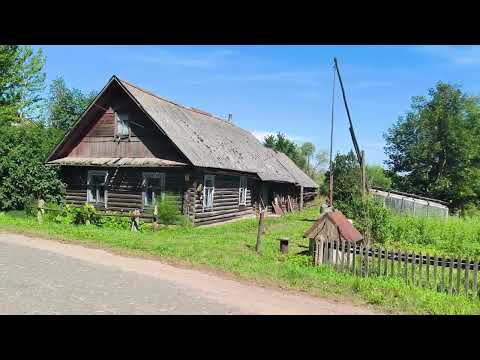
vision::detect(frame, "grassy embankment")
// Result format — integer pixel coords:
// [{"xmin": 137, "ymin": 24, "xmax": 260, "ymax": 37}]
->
[{"xmin": 1, "ymin": 206, "xmax": 480, "ymax": 315}]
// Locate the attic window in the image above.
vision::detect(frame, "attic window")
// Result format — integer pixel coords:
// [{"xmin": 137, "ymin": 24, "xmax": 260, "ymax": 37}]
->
[{"xmin": 116, "ymin": 112, "xmax": 130, "ymax": 137}]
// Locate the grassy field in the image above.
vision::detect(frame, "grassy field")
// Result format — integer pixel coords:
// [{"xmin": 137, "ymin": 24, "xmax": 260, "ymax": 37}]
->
[
  {"xmin": 380, "ymin": 215, "xmax": 480, "ymax": 259},
  {"xmin": 1, "ymin": 207, "xmax": 480, "ymax": 314}
]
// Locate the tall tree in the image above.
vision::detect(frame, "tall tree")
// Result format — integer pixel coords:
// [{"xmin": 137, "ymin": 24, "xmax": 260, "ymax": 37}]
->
[
  {"xmin": 47, "ymin": 76, "xmax": 97, "ymax": 131},
  {"xmin": 366, "ymin": 165, "xmax": 392, "ymax": 189},
  {"xmin": 384, "ymin": 82, "xmax": 480, "ymax": 211},
  {"xmin": 263, "ymin": 132, "xmax": 306, "ymax": 169},
  {"xmin": 0, "ymin": 45, "xmax": 45, "ymax": 123},
  {"xmin": 300, "ymin": 142, "xmax": 316, "ymax": 176}
]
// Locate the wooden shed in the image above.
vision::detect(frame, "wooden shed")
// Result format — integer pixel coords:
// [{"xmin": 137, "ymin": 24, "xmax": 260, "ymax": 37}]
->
[{"xmin": 304, "ymin": 211, "xmax": 363, "ymax": 254}]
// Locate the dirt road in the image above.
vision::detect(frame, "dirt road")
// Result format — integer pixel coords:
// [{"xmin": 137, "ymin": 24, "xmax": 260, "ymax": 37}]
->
[{"xmin": 0, "ymin": 233, "xmax": 380, "ymax": 315}]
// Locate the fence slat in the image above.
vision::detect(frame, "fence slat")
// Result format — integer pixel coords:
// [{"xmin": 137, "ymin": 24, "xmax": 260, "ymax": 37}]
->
[
  {"xmin": 335, "ymin": 240, "xmax": 340, "ymax": 270},
  {"xmin": 411, "ymin": 252, "xmax": 416, "ymax": 285},
  {"xmin": 418, "ymin": 253, "xmax": 423, "ymax": 287},
  {"xmin": 433, "ymin": 255, "xmax": 438, "ymax": 291},
  {"xmin": 426, "ymin": 253, "xmax": 430, "ymax": 289},
  {"xmin": 398, "ymin": 250, "xmax": 402, "ymax": 277},
  {"xmin": 448, "ymin": 257, "xmax": 454, "ymax": 295},
  {"xmin": 346, "ymin": 242, "xmax": 351, "ymax": 272},
  {"xmin": 455, "ymin": 258, "xmax": 461, "ymax": 295},
  {"xmin": 465, "ymin": 259, "xmax": 470, "ymax": 296},
  {"xmin": 329, "ymin": 238, "xmax": 334, "ymax": 265},
  {"xmin": 473, "ymin": 261, "xmax": 478, "ymax": 299},
  {"xmin": 404, "ymin": 251, "xmax": 408, "ymax": 285},
  {"xmin": 352, "ymin": 243, "xmax": 357, "ymax": 275},
  {"xmin": 365, "ymin": 245, "xmax": 369, "ymax": 277},
  {"xmin": 441, "ymin": 257, "xmax": 446, "ymax": 293},
  {"xmin": 360, "ymin": 244, "xmax": 364, "ymax": 276},
  {"xmin": 341, "ymin": 240, "xmax": 346, "ymax": 272},
  {"xmin": 378, "ymin": 248, "xmax": 382, "ymax": 276},
  {"xmin": 390, "ymin": 250, "xmax": 394, "ymax": 277}
]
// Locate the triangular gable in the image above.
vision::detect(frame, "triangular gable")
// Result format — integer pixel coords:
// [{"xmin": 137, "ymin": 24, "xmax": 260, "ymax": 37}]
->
[{"xmin": 46, "ymin": 76, "xmax": 191, "ymax": 165}]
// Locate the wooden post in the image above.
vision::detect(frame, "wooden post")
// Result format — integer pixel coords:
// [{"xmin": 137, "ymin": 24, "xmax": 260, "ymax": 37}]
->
[
  {"xmin": 152, "ymin": 204, "xmax": 159, "ymax": 231},
  {"xmin": 37, "ymin": 198, "xmax": 45, "ymax": 224},
  {"xmin": 131, "ymin": 209, "xmax": 140, "ymax": 232},
  {"xmin": 299, "ymin": 186, "xmax": 304, "ymax": 210},
  {"xmin": 255, "ymin": 209, "xmax": 265, "ymax": 254},
  {"xmin": 456, "ymin": 258, "xmax": 461, "ymax": 294}
]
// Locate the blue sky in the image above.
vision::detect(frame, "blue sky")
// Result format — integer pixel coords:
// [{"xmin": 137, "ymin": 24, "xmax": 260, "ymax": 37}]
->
[{"xmin": 33, "ymin": 45, "xmax": 480, "ymax": 166}]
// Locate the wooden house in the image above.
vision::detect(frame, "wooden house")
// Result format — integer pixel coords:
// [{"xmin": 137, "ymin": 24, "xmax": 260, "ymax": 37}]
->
[{"xmin": 46, "ymin": 76, "xmax": 318, "ymax": 226}]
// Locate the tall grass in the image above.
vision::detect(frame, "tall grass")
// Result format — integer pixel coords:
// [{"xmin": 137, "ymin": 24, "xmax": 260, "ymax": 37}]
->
[{"xmin": 380, "ymin": 215, "xmax": 480, "ymax": 259}]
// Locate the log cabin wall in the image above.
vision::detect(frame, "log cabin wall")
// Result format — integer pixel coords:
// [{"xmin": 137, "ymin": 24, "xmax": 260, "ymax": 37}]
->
[
  {"xmin": 188, "ymin": 169, "xmax": 256, "ymax": 226},
  {"xmin": 61, "ymin": 166, "xmax": 189, "ymax": 215}
]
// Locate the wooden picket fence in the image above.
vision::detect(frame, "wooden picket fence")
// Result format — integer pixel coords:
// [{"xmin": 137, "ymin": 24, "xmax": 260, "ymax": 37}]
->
[{"xmin": 313, "ymin": 238, "xmax": 480, "ymax": 299}]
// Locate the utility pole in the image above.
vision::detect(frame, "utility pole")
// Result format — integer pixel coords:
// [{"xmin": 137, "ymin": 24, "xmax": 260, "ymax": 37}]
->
[{"xmin": 329, "ymin": 61, "xmax": 336, "ymax": 208}]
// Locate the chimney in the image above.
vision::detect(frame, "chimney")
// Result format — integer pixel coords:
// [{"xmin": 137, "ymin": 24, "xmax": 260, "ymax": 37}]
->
[{"xmin": 227, "ymin": 113, "xmax": 233, "ymax": 123}]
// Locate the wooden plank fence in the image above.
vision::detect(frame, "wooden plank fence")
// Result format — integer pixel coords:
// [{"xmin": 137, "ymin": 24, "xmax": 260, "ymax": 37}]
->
[{"xmin": 313, "ymin": 238, "xmax": 480, "ymax": 299}]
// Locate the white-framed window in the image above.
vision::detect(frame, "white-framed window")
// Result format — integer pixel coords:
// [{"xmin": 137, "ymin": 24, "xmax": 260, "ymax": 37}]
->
[
  {"xmin": 239, "ymin": 176, "xmax": 247, "ymax": 206},
  {"xmin": 87, "ymin": 170, "xmax": 108, "ymax": 206},
  {"xmin": 142, "ymin": 172, "xmax": 165, "ymax": 207},
  {"xmin": 116, "ymin": 112, "xmax": 130, "ymax": 137},
  {"xmin": 203, "ymin": 174, "xmax": 215, "ymax": 210}
]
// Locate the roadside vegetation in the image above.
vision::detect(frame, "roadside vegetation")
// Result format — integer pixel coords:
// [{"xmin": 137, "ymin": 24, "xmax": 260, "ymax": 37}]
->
[{"xmin": 1, "ymin": 202, "xmax": 480, "ymax": 315}]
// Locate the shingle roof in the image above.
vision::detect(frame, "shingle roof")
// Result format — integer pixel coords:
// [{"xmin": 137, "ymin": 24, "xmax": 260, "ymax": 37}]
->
[{"xmin": 118, "ymin": 77, "xmax": 318, "ymax": 188}]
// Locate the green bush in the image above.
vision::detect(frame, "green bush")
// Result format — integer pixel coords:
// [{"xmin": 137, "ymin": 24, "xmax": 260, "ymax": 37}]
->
[{"xmin": 155, "ymin": 193, "xmax": 188, "ymax": 226}]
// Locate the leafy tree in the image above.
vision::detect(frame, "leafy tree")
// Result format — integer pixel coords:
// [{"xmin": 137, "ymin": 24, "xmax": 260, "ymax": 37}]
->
[
  {"xmin": 366, "ymin": 165, "xmax": 392, "ymax": 189},
  {"xmin": 263, "ymin": 132, "xmax": 306, "ymax": 169},
  {"xmin": 47, "ymin": 76, "xmax": 97, "ymax": 131},
  {"xmin": 0, "ymin": 122, "xmax": 64, "ymax": 210},
  {"xmin": 300, "ymin": 142, "xmax": 315, "ymax": 175},
  {"xmin": 323, "ymin": 150, "xmax": 362, "ymax": 203},
  {"xmin": 0, "ymin": 45, "xmax": 46, "ymax": 123},
  {"xmin": 384, "ymin": 82, "xmax": 480, "ymax": 211}
]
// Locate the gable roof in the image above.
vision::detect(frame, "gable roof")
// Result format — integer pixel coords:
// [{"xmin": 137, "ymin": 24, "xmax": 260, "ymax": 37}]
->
[
  {"xmin": 48, "ymin": 75, "xmax": 318, "ymax": 188},
  {"xmin": 304, "ymin": 211, "xmax": 363, "ymax": 242}
]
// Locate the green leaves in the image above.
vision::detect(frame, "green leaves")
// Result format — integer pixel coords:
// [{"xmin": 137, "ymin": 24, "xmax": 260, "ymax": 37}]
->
[
  {"xmin": 0, "ymin": 123, "xmax": 64, "ymax": 210},
  {"xmin": 0, "ymin": 45, "xmax": 46, "ymax": 124},
  {"xmin": 385, "ymin": 82, "xmax": 480, "ymax": 212},
  {"xmin": 47, "ymin": 76, "xmax": 97, "ymax": 131}
]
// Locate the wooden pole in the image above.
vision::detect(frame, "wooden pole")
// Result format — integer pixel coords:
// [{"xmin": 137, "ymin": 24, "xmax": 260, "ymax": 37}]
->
[
  {"xmin": 37, "ymin": 198, "xmax": 45, "ymax": 224},
  {"xmin": 299, "ymin": 186, "xmax": 304, "ymax": 210},
  {"xmin": 131, "ymin": 209, "xmax": 140, "ymax": 232},
  {"xmin": 255, "ymin": 209, "xmax": 266, "ymax": 253},
  {"xmin": 361, "ymin": 150, "xmax": 366, "ymax": 201},
  {"xmin": 329, "ymin": 62, "xmax": 336, "ymax": 207}
]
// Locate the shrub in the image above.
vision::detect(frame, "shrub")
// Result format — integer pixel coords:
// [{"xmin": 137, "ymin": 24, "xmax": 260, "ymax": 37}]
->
[
  {"xmin": 155, "ymin": 193, "xmax": 188, "ymax": 226},
  {"xmin": 73, "ymin": 203, "xmax": 99, "ymax": 225}
]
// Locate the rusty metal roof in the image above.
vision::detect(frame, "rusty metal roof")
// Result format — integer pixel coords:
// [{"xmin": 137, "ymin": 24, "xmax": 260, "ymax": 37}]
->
[
  {"xmin": 304, "ymin": 211, "xmax": 363, "ymax": 242},
  {"xmin": 327, "ymin": 211, "xmax": 363, "ymax": 242}
]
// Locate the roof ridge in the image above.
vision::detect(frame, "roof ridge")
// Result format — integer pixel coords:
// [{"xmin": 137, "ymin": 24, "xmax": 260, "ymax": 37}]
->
[{"xmin": 118, "ymin": 77, "xmax": 236, "ymax": 125}]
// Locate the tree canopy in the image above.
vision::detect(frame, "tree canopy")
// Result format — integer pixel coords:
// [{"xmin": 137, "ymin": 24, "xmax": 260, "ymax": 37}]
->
[
  {"xmin": 47, "ymin": 76, "xmax": 97, "ymax": 131},
  {"xmin": 263, "ymin": 132, "xmax": 327, "ymax": 185},
  {"xmin": 384, "ymin": 82, "xmax": 480, "ymax": 211},
  {"xmin": 0, "ymin": 45, "xmax": 45, "ymax": 124}
]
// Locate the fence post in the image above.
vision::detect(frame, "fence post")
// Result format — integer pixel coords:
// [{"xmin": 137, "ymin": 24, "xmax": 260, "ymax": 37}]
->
[
  {"xmin": 465, "ymin": 259, "xmax": 470, "ymax": 296},
  {"xmin": 255, "ymin": 209, "xmax": 265, "ymax": 254},
  {"xmin": 449, "ymin": 257, "xmax": 454, "ymax": 295},
  {"xmin": 404, "ymin": 251, "xmax": 408, "ymax": 285},
  {"xmin": 456, "ymin": 258, "xmax": 461, "ymax": 295},
  {"xmin": 37, "ymin": 198, "xmax": 45, "ymax": 224},
  {"xmin": 426, "ymin": 253, "xmax": 430, "ymax": 289},
  {"xmin": 131, "ymin": 209, "xmax": 140, "ymax": 232},
  {"xmin": 473, "ymin": 261, "xmax": 478, "ymax": 299},
  {"xmin": 411, "ymin": 252, "xmax": 416, "ymax": 285},
  {"xmin": 418, "ymin": 253, "xmax": 423, "ymax": 287},
  {"xmin": 352, "ymin": 242, "xmax": 357, "ymax": 274},
  {"xmin": 433, "ymin": 255, "xmax": 438, "ymax": 291},
  {"xmin": 441, "ymin": 257, "xmax": 446, "ymax": 293},
  {"xmin": 152, "ymin": 204, "xmax": 159, "ymax": 231}
]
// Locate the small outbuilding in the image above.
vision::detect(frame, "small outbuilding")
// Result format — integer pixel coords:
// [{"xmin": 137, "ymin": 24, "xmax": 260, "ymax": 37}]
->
[{"xmin": 304, "ymin": 210, "xmax": 363, "ymax": 254}]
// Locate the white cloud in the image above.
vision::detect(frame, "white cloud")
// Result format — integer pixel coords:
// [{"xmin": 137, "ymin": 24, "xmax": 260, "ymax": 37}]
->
[{"xmin": 417, "ymin": 45, "xmax": 480, "ymax": 65}]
